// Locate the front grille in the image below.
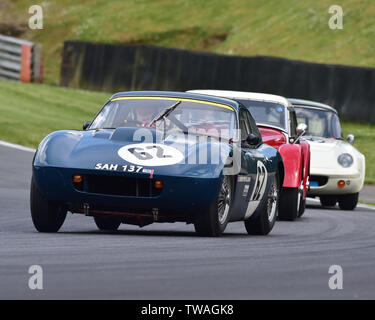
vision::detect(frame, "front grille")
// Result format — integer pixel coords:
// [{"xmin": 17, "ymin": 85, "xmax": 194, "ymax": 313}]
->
[
  {"xmin": 74, "ymin": 174, "xmax": 161, "ymax": 197},
  {"xmin": 310, "ymin": 175, "xmax": 328, "ymax": 187}
]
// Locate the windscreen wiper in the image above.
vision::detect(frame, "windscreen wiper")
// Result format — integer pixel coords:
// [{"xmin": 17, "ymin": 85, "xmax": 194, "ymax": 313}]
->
[{"xmin": 148, "ymin": 101, "xmax": 182, "ymax": 127}]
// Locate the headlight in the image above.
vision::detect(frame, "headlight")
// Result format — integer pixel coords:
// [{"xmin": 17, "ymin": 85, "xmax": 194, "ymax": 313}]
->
[{"xmin": 338, "ymin": 153, "xmax": 353, "ymax": 168}]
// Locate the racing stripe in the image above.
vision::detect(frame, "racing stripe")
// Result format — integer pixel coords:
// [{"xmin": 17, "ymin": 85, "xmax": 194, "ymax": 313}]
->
[{"xmin": 111, "ymin": 96, "xmax": 235, "ymax": 111}]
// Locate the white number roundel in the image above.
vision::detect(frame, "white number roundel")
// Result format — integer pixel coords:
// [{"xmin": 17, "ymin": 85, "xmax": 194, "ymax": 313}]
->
[{"xmin": 118, "ymin": 143, "xmax": 184, "ymax": 166}]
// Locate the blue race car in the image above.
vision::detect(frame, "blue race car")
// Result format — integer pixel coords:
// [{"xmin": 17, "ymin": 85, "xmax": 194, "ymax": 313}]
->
[{"xmin": 31, "ymin": 91, "xmax": 284, "ymax": 236}]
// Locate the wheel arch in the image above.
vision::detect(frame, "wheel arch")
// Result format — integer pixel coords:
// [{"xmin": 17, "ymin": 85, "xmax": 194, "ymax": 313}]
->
[
  {"xmin": 277, "ymin": 160, "xmax": 285, "ymax": 190},
  {"xmin": 300, "ymin": 141, "xmax": 311, "ymax": 198}
]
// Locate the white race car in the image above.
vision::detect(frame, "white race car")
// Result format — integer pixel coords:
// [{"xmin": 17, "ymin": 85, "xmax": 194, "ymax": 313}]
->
[{"xmin": 289, "ymin": 99, "xmax": 365, "ymax": 210}]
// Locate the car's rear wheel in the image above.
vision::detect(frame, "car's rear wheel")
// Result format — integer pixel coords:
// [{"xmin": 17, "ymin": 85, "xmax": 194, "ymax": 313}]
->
[
  {"xmin": 320, "ymin": 195, "xmax": 337, "ymax": 207},
  {"xmin": 94, "ymin": 216, "xmax": 121, "ymax": 231},
  {"xmin": 278, "ymin": 187, "xmax": 299, "ymax": 221},
  {"xmin": 30, "ymin": 177, "xmax": 67, "ymax": 232},
  {"xmin": 194, "ymin": 175, "xmax": 232, "ymax": 237},
  {"xmin": 338, "ymin": 193, "xmax": 359, "ymax": 210},
  {"xmin": 244, "ymin": 172, "xmax": 279, "ymax": 235}
]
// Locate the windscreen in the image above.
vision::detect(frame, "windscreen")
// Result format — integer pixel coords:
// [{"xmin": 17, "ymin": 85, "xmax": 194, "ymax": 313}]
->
[
  {"xmin": 89, "ymin": 97, "xmax": 236, "ymax": 139},
  {"xmin": 237, "ymin": 99, "xmax": 286, "ymax": 130},
  {"xmin": 294, "ymin": 106, "xmax": 343, "ymax": 139}
]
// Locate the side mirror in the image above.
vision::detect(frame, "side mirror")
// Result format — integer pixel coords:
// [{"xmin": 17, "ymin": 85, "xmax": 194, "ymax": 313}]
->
[
  {"xmin": 244, "ymin": 133, "xmax": 261, "ymax": 146},
  {"xmin": 83, "ymin": 121, "xmax": 91, "ymax": 130},
  {"xmin": 293, "ymin": 123, "xmax": 308, "ymax": 144},
  {"xmin": 346, "ymin": 134, "xmax": 354, "ymax": 144},
  {"xmin": 296, "ymin": 123, "xmax": 308, "ymax": 136}
]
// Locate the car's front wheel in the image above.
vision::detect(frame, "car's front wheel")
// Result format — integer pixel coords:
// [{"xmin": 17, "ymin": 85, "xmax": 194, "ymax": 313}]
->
[
  {"xmin": 338, "ymin": 193, "xmax": 359, "ymax": 210},
  {"xmin": 244, "ymin": 172, "xmax": 279, "ymax": 235},
  {"xmin": 30, "ymin": 177, "xmax": 67, "ymax": 232},
  {"xmin": 298, "ymin": 180, "xmax": 306, "ymax": 217},
  {"xmin": 320, "ymin": 195, "xmax": 337, "ymax": 207},
  {"xmin": 194, "ymin": 175, "xmax": 232, "ymax": 237},
  {"xmin": 94, "ymin": 216, "xmax": 121, "ymax": 231},
  {"xmin": 298, "ymin": 197, "xmax": 306, "ymax": 217}
]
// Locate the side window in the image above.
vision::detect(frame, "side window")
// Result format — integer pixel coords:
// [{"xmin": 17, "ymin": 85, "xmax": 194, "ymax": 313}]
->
[
  {"xmin": 245, "ymin": 109, "xmax": 262, "ymax": 139},
  {"xmin": 239, "ymin": 109, "xmax": 251, "ymax": 140},
  {"xmin": 331, "ymin": 114, "xmax": 343, "ymax": 138},
  {"xmin": 289, "ymin": 109, "xmax": 298, "ymax": 138}
]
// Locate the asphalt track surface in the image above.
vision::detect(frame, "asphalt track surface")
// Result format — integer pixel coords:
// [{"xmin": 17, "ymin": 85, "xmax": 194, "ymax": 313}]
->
[{"xmin": 0, "ymin": 144, "xmax": 374, "ymax": 300}]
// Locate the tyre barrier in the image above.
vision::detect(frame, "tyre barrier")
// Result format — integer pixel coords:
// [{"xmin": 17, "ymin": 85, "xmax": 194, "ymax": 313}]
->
[
  {"xmin": 0, "ymin": 34, "xmax": 43, "ymax": 83},
  {"xmin": 60, "ymin": 40, "xmax": 375, "ymax": 123}
]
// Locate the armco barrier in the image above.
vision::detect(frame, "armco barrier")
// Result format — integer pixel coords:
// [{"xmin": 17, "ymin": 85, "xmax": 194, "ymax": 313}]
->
[
  {"xmin": 0, "ymin": 34, "xmax": 43, "ymax": 83},
  {"xmin": 60, "ymin": 41, "xmax": 375, "ymax": 123}
]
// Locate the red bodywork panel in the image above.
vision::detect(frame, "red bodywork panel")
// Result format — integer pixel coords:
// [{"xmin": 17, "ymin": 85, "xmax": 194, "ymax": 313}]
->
[
  {"xmin": 259, "ymin": 126, "xmax": 309, "ymax": 194},
  {"xmin": 259, "ymin": 127, "xmax": 286, "ymax": 149},
  {"xmin": 300, "ymin": 141, "xmax": 310, "ymax": 199},
  {"xmin": 278, "ymin": 144, "xmax": 303, "ymax": 189}
]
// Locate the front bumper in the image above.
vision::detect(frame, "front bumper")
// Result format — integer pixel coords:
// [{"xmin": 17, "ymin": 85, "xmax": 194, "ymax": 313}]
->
[
  {"xmin": 33, "ymin": 166, "xmax": 221, "ymax": 220},
  {"xmin": 308, "ymin": 172, "xmax": 364, "ymax": 196}
]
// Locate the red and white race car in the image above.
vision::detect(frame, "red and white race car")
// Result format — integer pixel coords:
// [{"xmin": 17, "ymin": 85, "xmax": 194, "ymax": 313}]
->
[{"xmin": 189, "ymin": 90, "xmax": 311, "ymax": 221}]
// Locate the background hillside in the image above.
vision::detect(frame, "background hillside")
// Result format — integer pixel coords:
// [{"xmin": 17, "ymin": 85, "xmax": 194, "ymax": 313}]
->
[{"xmin": 1, "ymin": 0, "xmax": 375, "ymax": 84}]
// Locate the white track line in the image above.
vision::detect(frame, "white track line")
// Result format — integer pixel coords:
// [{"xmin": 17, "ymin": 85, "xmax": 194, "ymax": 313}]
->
[
  {"xmin": 307, "ymin": 198, "xmax": 375, "ymax": 211},
  {"xmin": 358, "ymin": 203, "xmax": 375, "ymax": 211},
  {"xmin": 0, "ymin": 140, "xmax": 36, "ymax": 153}
]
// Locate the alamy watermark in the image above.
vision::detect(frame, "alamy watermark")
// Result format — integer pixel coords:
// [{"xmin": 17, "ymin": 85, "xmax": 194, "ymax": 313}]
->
[
  {"xmin": 125, "ymin": 128, "xmax": 242, "ymax": 176},
  {"xmin": 28, "ymin": 265, "xmax": 43, "ymax": 290},
  {"xmin": 328, "ymin": 5, "xmax": 343, "ymax": 30},
  {"xmin": 28, "ymin": 5, "xmax": 43, "ymax": 30},
  {"xmin": 328, "ymin": 265, "xmax": 343, "ymax": 290}
]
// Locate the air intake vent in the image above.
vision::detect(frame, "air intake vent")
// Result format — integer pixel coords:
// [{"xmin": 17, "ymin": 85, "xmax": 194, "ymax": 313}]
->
[{"xmin": 74, "ymin": 174, "xmax": 161, "ymax": 197}]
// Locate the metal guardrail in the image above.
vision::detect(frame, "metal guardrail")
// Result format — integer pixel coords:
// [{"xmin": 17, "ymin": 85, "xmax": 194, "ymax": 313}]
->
[{"xmin": 0, "ymin": 34, "xmax": 43, "ymax": 82}]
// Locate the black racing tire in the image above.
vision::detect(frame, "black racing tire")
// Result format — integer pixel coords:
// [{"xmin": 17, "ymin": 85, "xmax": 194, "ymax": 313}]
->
[
  {"xmin": 244, "ymin": 172, "xmax": 279, "ymax": 235},
  {"xmin": 194, "ymin": 175, "xmax": 232, "ymax": 237},
  {"xmin": 338, "ymin": 193, "xmax": 359, "ymax": 210},
  {"xmin": 320, "ymin": 195, "xmax": 337, "ymax": 207},
  {"xmin": 298, "ymin": 198, "xmax": 306, "ymax": 217},
  {"xmin": 94, "ymin": 216, "xmax": 121, "ymax": 231},
  {"xmin": 30, "ymin": 177, "xmax": 67, "ymax": 232},
  {"xmin": 278, "ymin": 187, "xmax": 299, "ymax": 221}
]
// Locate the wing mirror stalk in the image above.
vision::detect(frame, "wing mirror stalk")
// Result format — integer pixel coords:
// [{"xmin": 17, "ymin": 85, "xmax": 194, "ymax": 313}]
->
[
  {"xmin": 293, "ymin": 123, "xmax": 308, "ymax": 144},
  {"xmin": 83, "ymin": 121, "xmax": 91, "ymax": 130}
]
